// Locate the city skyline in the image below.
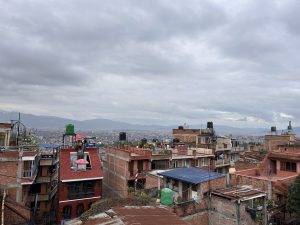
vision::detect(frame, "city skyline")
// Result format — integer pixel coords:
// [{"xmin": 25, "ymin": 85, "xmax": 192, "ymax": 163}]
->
[{"xmin": 0, "ymin": 1, "xmax": 299, "ymax": 128}]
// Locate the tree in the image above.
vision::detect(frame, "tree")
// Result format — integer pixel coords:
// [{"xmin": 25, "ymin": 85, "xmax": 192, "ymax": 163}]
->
[{"xmin": 286, "ymin": 176, "xmax": 300, "ymax": 221}]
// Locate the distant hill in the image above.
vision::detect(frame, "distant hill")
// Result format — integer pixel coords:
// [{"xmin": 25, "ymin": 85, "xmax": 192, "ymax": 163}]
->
[
  {"xmin": 0, "ymin": 111, "xmax": 169, "ymax": 130},
  {"xmin": 1, "ymin": 111, "xmax": 298, "ymax": 135}
]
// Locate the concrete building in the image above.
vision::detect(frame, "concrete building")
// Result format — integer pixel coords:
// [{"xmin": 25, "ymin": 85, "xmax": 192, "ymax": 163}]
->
[
  {"xmin": 32, "ymin": 144, "xmax": 59, "ymax": 224},
  {"xmin": 57, "ymin": 139, "xmax": 103, "ymax": 223}
]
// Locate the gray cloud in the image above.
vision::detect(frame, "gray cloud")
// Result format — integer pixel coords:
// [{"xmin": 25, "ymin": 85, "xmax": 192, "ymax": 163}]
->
[{"xmin": 0, "ymin": 0, "xmax": 300, "ymax": 128}]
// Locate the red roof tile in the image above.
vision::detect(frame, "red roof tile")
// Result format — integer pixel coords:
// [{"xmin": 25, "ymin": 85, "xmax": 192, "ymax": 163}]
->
[{"xmin": 59, "ymin": 147, "xmax": 103, "ymax": 182}]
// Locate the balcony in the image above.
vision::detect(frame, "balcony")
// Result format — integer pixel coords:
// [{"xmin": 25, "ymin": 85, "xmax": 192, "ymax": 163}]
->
[
  {"xmin": 30, "ymin": 193, "xmax": 49, "ymax": 202},
  {"xmin": 39, "ymin": 159, "xmax": 53, "ymax": 166},
  {"xmin": 36, "ymin": 176, "xmax": 50, "ymax": 183},
  {"xmin": 215, "ymin": 158, "xmax": 230, "ymax": 167},
  {"xmin": 215, "ymin": 147, "xmax": 231, "ymax": 152}
]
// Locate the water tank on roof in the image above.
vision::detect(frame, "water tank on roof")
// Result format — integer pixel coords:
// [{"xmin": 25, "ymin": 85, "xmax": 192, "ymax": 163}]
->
[
  {"xmin": 65, "ymin": 124, "xmax": 74, "ymax": 135},
  {"xmin": 119, "ymin": 132, "xmax": 127, "ymax": 141},
  {"xmin": 178, "ymin": 126, "xmax": 184, "ymax": 130},
  {"xmin": 207, "ymin": 121, "xmax": 213, "ymax": 129},
  {"xmin": 271, "ymin": 126, "xmax": 276, "ymax": 132},
  {"xmin": 160, "ymin": 188, "xmax": 174, "ymax": 205}
]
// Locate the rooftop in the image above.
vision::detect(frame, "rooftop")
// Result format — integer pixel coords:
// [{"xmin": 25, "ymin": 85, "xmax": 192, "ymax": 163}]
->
[
  {"xmin": 66, "ymin": 206, "xmax": 189, "ymax": 225},
  {"xmin": 158, "ymin": 167, "xmax": 226, "ymax": 185},
  {"xmin": 60, "ymin": 147, "xmax": 103, "ymax": 182},
  {"xmin": 212, "ymin": 186, "xmax": 266, "ymax": 201}
]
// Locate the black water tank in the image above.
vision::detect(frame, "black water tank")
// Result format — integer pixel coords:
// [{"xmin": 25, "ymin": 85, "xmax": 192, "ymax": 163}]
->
[
  {"xmin": 178, "ymin": 126, "xmax": 184, "ymax": 130},
  {"xmin": 119, "ymin": 132, "xmax": 127, "ymax": 141},
  {"xmin": 207, "ymin": 121, "xmax": 213, "ymax": 129},
  {"xmin": 141, "ymin": 138, "xmax": 147, "ymax": 144},
  {"xmin": 271, "ymin": 126, "xmax": 276, "ymax": 132}
]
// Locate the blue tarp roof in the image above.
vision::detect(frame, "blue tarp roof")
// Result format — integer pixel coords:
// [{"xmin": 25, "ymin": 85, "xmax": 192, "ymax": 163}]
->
[
  {"xmin": 158, "ymin": 167, "xmax": 226, "ymax": 185},
  {"xmin": 40, "ymin": 143, "xmax": 60, "ymax": 149}
]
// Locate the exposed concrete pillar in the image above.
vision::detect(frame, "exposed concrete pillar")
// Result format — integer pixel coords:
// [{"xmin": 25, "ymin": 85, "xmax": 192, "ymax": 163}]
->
[
  {"xmin": 179, "ymin": 181, "xmax": 183, "ymax": 198},
  {"xmin": 263, "ymin": 196, "xmax": 267, "ymax": 225},
  {"xmin": 267, "ymin": 181, "xmax": 272, "ymax": 200},
  {"xmin": 236, "ymin": 201, "xmax": 241, "ymax": 225},
  {"xmin": 158, "ymin": 176, "xmax": 161, "ymax": 190}
]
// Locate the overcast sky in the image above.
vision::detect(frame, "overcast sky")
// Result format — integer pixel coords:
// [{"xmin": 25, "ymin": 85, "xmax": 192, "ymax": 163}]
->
[{"xmin": 0, "ymin": 0, "xmax": 299, "ymax": 128}]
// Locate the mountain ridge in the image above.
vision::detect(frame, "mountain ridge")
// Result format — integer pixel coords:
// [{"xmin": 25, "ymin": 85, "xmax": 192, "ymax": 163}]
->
[{"xmin": 1, "ymin": 111, "xmax": 298, "ymax": 135}]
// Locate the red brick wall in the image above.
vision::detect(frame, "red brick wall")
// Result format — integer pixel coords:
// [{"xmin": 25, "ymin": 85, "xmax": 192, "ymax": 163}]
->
[
  {"xmin": 201, "ymin": 177, "xmax": 227, "ymax": 194},
  {"xmin": 145, "ymin": 174, "xmax": 162, "ymax": 189},
  {"xmin": 57, "ymin": 179, "xmax": 102, "ymax": 222}
]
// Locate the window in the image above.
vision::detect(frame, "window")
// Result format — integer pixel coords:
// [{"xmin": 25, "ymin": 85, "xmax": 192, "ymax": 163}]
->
[
  {"xmin": 63, "ymin": 205, "xmax": 72, "ymax": 219},
  {"xmin": 201, "ymin": 158, "xmax": 209, "ymax": 166},
  {"xmin": 172, "ymin": 160, "xmax": 178, "ymax": 168},
  {"xmin": 172, "ymin": 179, "xmax": 179, "ymax": 191},
  {"xmin": 23, "ymin": 160, "xmax": 35, "ymax": 177},
  {"xmin": 137, "ymin": 160, "xmax": 143, "ymax": 173},
  {"xmin": 195, "ymin": 159, "xmax": 199, "ymax": 167},
  {"xmin": 184, "ymin": 159, "xmax": 190, "ymax": 167},
  {"xmin": 76, "ymin": 204, "xmax": 84, "ymax": 216},
  {"xmin": 68, "ymin": 181, "xmax": 95, "ymax": 200},
  {"xmin": 191, "ymin": 184, "xmax": 198, "ymax": 192},
  {"xmin": 280, "ymin": 161, "xmax": 296, "ymax": 172}
]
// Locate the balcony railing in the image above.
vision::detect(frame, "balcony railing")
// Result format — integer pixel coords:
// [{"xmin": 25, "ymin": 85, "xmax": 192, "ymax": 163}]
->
[
  {"xmin": 215, "ymin": 158, "xmax": 230, "ymax": 167},
  {"xmin": 49, "ymin": 185, "xmax": 57, "ymax": 199},
  {"xmin": 36, "ymin": 176, "xmax": 51, "ymax": 183}
]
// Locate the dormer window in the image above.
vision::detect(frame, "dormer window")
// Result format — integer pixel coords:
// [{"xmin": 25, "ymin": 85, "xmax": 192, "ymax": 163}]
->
[{"xmin": 70, "ymin": 152, "xmax": 92, "ymax": 171}]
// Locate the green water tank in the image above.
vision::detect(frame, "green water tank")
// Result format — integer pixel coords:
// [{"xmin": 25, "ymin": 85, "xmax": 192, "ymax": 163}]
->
[
  {"xmin": 65, "ymin": 124, "xmax": 74, "ymax": 135},
  {"xmin": 160, "ymin": 188, "xmax": 174, "ymax": 205}
]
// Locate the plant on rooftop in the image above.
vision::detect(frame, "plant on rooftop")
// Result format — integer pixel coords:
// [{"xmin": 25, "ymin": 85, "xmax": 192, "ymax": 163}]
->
[
  {"xmin": 286, "ymin": 176, "xmax": 300, "ymax": 222},
  {"xmin": 80, "ymin": 196, "xmax": 153, "ymax": 224}
]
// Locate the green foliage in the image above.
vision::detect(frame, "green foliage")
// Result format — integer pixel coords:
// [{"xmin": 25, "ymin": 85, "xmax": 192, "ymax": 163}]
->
[
  {"xmin": 128, "ymin": 187, "xmax": 135, "ymax": 193},
  {"xmin": 286, "ymin": 176, "xmax": 300, "ymax": 221},
  {"xmin": 266, "ymin": 199, "xmax": 275, "ymax": 209}
]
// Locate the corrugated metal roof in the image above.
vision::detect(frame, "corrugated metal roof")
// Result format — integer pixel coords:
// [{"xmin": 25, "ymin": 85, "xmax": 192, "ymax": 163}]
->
[{"xmin": 158, "ymin": 167, "xmax": 226, "ymax": 185}]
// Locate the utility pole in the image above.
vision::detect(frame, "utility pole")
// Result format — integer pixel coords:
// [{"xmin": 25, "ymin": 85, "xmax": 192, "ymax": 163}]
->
[{"xmin": 1, "ymin": 189, "xmax": 6, "ymax": 225}]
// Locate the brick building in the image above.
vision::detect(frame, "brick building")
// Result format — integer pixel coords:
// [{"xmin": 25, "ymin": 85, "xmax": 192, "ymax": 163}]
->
[
  {"xmin": 264, "ymin": 122, "xmax": 296, "ymax": 152},
  {"xmin": 31, "ymin": 144, "xmax": 59, "ymax": 224},
  {"xmin": 103, "ymin": 146, "xmax": 152, "ymax": 198},
  {"xmin": 103, "ymin": 144, "xmax": 214, "ymax": 198},
  {"xmin": 172, "ymin": 122, "xmax": 244, "ymax": 173},
  {"xmin": 0, "ymin": 121, "xmax": 38, "ymax": 224},
  {"xmin": 211, "ymin": 186, "xmax": 267, "ymax": 225},
  {"xmin": 57, "ymin": 142, "xmax": 103, "ymax": 223}
]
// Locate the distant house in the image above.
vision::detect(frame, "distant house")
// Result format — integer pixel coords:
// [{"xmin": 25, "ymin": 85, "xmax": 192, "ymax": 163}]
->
[{"xmin": 158, "ymin": 167, "xmax": 226, "ymax": 202}]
